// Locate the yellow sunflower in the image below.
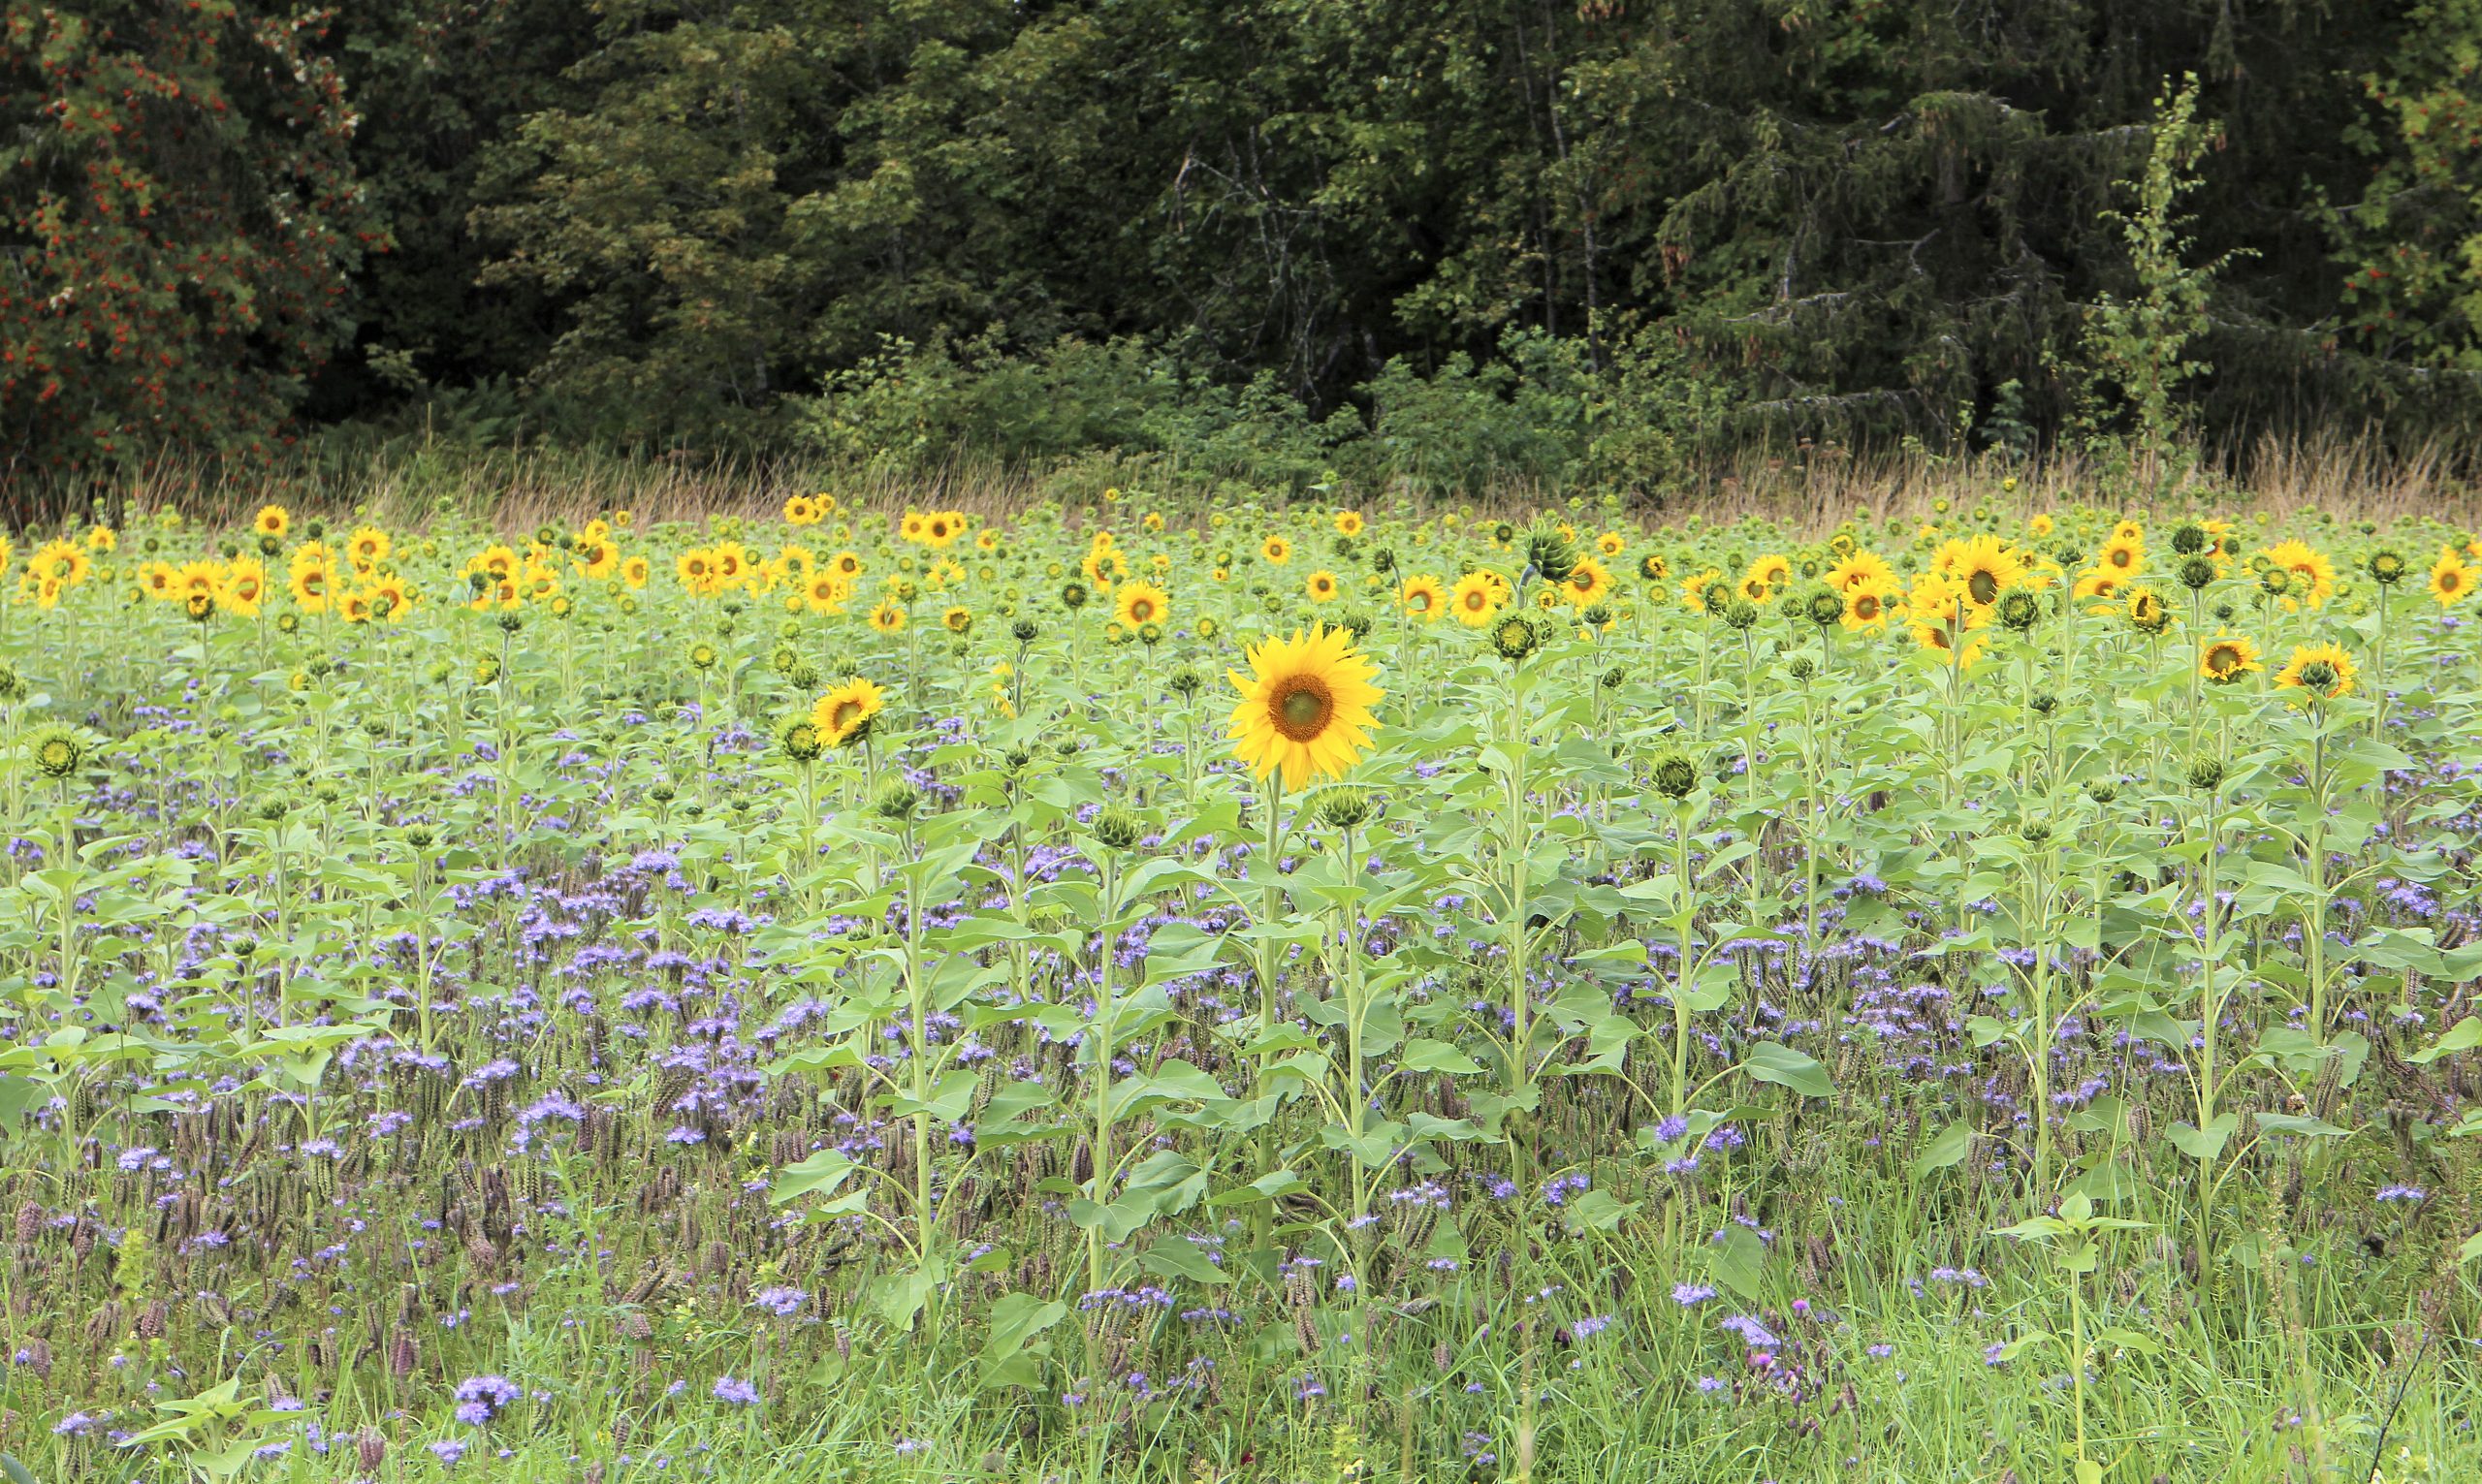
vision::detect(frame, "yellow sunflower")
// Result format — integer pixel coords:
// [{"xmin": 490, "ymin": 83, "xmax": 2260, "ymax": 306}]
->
[
  {"xmin": 2199, "ymin": 633, "xmax": 2260, "ymax": 684},
  {"xmin": 1399, "ymin": 574, "xmax": 1447, "ymax": 622},
  {"xmin": 811, "ymin": 678, "xmax": 887, "ymax": 747},
  {"xmin": 254, "ymin": 505, "xmax": 291, "ymax": 539},
  {"xmin": 869, "ymin": 601, "xmax": 907, "ymax": 634},
  {"xmin": 2273, "ymin": 641, "xmax": 2357, "ymax": 701},
  {"xmin": 1333, "ymin": 509, "xmax": 1365, "ymax": 537},
  {"xmin": 1450, "ymin": 571, "xmax": 1501, "ymax": 626},
  {"xmin": 1115, "ymin": 580, "xmax": 1170, "ymax": 628},
  {"xmin": 2428, "ymin": 544, "xmax": 2474, "ymax": 607},
  {"xmin": 1563, "ymin": 554, "xmax": 1613, "ymax": 608},
  {"xmin": 1841, "ymin": 577, "xmax": 1899, "ymax": 634},
  {"xmin": 1936, "ymin": 535, "xmax": 2021, "ymax": 611},
  {"xmin": 1226, "ymin": 625, "xmax": 1384, "ymax": 790},
  {"xmin": 2262, "ymin": 540, "xmax": 2335, "ymax": 611},
  {"xmin": 1261, "ymin": 535, "xmax": 1292, "ymax": 566},
  {"xmin": 1305, "ymin": 569, "xmax": 1340, "ymax": 603}
]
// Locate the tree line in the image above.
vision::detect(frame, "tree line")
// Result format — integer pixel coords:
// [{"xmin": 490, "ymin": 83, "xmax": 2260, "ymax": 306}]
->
[{"xmin": 6, "ymin": 0, "xmax": 2479, "ymax": 489}]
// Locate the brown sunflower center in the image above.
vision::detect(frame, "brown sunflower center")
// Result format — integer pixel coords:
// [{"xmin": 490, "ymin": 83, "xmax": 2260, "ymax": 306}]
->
[
  {"xmin": 1270, "ymin": 675, "xmax": 1335, "ymax": 742},
  {"xmin": 1967, "ymin": 570, "xmax": 1999, "ymax": 606},
  {"xmin": 2444, "ymin": 571, "xmax": 2465, "ymax": 592},
  {"xmin": 1855, "ymin": 594, "xmax": 1880, "ymax": 619},
  {"xmin": 2206, "ymin": 644, "xmax": 2242, "ymax": 674},
  {"xmin": 1130, "ymin": 598, "xmax": 1156, "ymax": 622},
  {"xmin": 827, "ymin": 701, "xmax": 863, "ymax": 733}
]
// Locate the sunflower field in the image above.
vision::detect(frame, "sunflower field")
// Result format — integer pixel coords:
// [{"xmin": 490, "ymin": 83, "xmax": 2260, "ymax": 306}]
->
[{"xmin": 3, "ymin": 490, "xmax": 2482, "ymax": 1482}]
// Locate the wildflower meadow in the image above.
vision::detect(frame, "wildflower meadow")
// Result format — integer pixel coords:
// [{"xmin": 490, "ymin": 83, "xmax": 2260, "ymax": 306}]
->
[{"xmin": 1, "ymin": 488, "xmax": 2480, "ymax": 1483}]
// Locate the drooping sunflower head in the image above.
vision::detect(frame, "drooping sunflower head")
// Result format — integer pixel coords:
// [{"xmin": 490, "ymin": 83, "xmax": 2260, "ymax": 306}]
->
[{"xmin": 1225, "ymin": 624, "xmax": 1384, "ymax": 790}]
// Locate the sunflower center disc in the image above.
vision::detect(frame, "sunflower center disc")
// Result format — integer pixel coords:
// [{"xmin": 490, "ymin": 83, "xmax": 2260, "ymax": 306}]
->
[{"xmin": 1274, "ymin": 679, "xmax": 1334, "ymax": 741}]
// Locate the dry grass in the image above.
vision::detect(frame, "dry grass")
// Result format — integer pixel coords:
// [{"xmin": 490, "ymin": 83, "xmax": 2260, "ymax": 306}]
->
[{"xmin": 29, "ymin": 430, "xmax": 2482, "ymax": 537}]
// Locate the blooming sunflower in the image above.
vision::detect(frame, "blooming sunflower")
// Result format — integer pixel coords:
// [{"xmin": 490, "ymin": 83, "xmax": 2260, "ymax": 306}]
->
[
  {"xmin": 900, "ymin": 512, "xmax": 929, "ymax": 544},
  {"xmin": 1841, "ymin": 577, "xmax": 1899, "ymax": 634},
  {"xmin": 804, "ymin": 572, "xmax": 850, "ymax": 614},
  {"xmin": 942, "ymin": 605, "xmax": 972, "ymax": 634},
  {"xmin": 1261, "ymin": 535, "xmax": 1291, "ymax": 566},
  {"xmin": 1226, "ymin": 625, "xmax": 1384, "ymax": 790},
  {"xmin": 811, "ymin": 678, "xmax": 887, "ymax": 747},
  {"xmin": 1595, "ymin": 531, "xmax": 1626, "ymax": 557},
  {"xmin": 783, "ymin": 494, "xmax": 820, "ymax": 525},
  {"xmin": 1741, "ymin": 553, "xmax": 1792, "ymax": 603},
  {"xmin": 224, "ymin": 557, "xmax": 270, "ymax": 616},
  {"xmin": 2072, "ymin": 569, "xmax": 2123, "ymax": 613},
  {"xmin": 1082, "ymin": 548, "xmax": 1128, "ymax": 588},
  {"xmin": 1450, "ymin": 571, "xmax": 1501, "ymax": 626},
  {"xmin": 620, "ymin": 555, "xmax": 651, "ymax": 589},
  {"xmin": 1114, "ymin": 580, "xmax": 1170, "ymax": 628},
  {"xmin": 924, "ymin": 512, "xmax": 962, "ymax": 549},
  {"xmin": 254, "ymin": 505, "xmax": 291, "ymax": 539},
  {"xmin": 1936, "ymin": 535, "xmax": 2021, "ymax": 611},
  {"xmin": 1333, "ymin": 509, "xmax": 1365, "ymax": 537},
  {"xmin": 2097, "ymin": 531, "xmax": 2145, "ymax": 576},
  {"xmin": 2199, "ymin": 633, "xmax": 2260, "ymax": 684},
  {"xmin": 288, "ymin": 559, "xmax": 335, "ymax": 613},
  {"xmin": 1399, "ymin": 574, "xmax": 1447, "ymax": 622},
  {"xmin": 1305, "ymin": 570, "xmax": 1340, "ymax": 603},
  {"xmin": 1563, "ymin": 554, "xmax": 1613, "ymax": 608},
  {"xmin": 346, "ymin": 526, "xmax": 391, "ymax": 573},
  {"xmin": 1825, "ymin": 550, "xmax": 1895, "ymax": 593},
  {"xmin": 2428, "ymin": 544, "xmax": 2474, "ymax": 607},
  {"xmin": 2122, "ymin": 584, "xmax": 2173, "ymax": 636},
  {"xmin": 869, "ymin": 601, "xmax": 907, "ymax": 634},
  {"xmin": 2262, "ymin": 540, "xmax": 2335, "ymax": 611},
  {"xmin": 2273, "ymin": 641, "xmax": 2357, "ymax": 701}
]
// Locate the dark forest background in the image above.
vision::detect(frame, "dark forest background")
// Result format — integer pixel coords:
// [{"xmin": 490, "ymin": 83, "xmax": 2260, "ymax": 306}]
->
[{"xmin": 6, "ymin": 0, "xmax": 2481, "ymax": 495}]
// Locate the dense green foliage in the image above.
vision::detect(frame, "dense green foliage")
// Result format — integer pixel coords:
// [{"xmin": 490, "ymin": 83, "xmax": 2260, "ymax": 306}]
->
[{"xmin": 8, "ymin": 1, "xmax": 2482, "ymax": 481}]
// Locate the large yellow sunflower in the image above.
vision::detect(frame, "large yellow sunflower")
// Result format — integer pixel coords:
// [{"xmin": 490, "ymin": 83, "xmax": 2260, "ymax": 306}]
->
[
  {"xmin": 1399, "ymin": 574, "xmax": 1447, "ymax": 622},
  {"xmin": 811, "ymin": 678, "xmax": 887, "ymax": 747},
  {"xmin": 1226, "ymin": 625, "xmax": 1384, "ymax": 790},
  {"xmin": 2198, "ymin": 633, "xmax": 2259, "ymax": 684},
  {"xmin": 1840, "ymin": 577, "xmax": 1899, "ymax": 634},
  {"xmin": 1563, "ymin": 554, "xmax": 1613, "ymax": 608},
  {"xmin": 1936, "ymin": 535, "xmax": 2021, "ymax": 611},
  {"xmin": 1114, "ymin": 580, "xmax": 1170, "ymax": 628},
  {"xmin": 1825, "ymin": 550, "xmax": 1895, "ymax": 593},
  {"xmin": 1449, "ymin": 571, "xmax": 1501, "ymax": 626},
  {"xmin": 2428, "ymin": 544, "xmax": 2474, "ymax": 607}
]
